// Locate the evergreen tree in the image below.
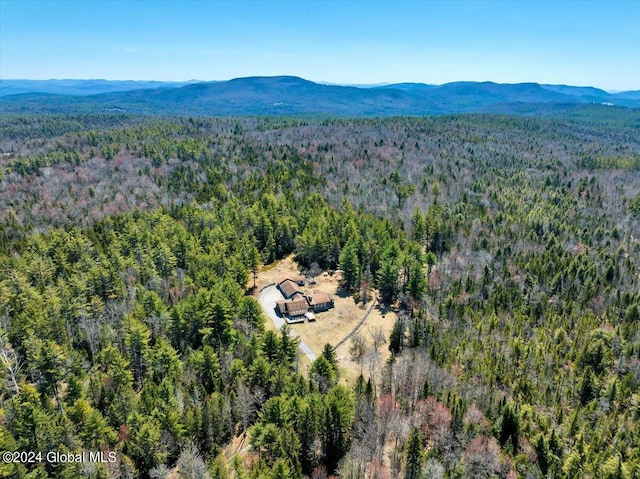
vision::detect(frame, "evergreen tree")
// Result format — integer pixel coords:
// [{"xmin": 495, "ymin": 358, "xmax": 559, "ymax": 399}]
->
[
  {"xmin": 322, "ymin": 386, "xmax": 355, "ymax": 474},
  {"xmin": 579, "ymin": 367, "xmax": 598, "ymax": 405},
  {"xmin": 378, "ymin": 254, "xmax": 399, "ymax": 302},
  {"xmin": 405, "ymin": 426, "xmax": 424, "ymax": 479},
  {"xmin": 389, "ymin": 317, "xmax": 405, "ymax": 355},
  {"xmin": 339, "ymin": 242, "xmax": 360, "ymax": 291},
  {"xmin": 499, "ymin": 402, "xmax": 520, "ymax": 454},
  {"xmin": 535, "ymin": 434, "xmax": 550, "ymax": 476},
  {"xmin": 310, "ymin": 356, "xmax": 336, "ymax": 393},
  {"xmin": 279, "ymin": 325, "xmax": 299, "ymax": 367},
  {"xmin": 321, "ymin": 343, "xmax": 338, "ymax": 372}
]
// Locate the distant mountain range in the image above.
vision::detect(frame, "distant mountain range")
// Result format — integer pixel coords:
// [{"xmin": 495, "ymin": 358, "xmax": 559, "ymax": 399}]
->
[
  {"xmin": 0, "ymin": 79, "xmax": 201, "ymax": 97},
  {"xmin": 1, "ymin": 76, "xmax": 638, "ymax": 116}
]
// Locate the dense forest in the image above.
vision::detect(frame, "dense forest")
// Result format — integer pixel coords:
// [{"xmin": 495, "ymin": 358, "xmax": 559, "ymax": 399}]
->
[{"xmin": 1, "ymin": 112, "xmax": 640, "ymax": 478}]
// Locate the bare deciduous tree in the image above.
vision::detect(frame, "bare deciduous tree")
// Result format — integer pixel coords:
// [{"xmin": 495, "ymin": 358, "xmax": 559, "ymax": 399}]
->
[
  {"xmin": 349, "ymin": 333, "xmax": 367, "ymax": 364},
  {"xmin": 0, "ymin": 327, "xmax": 21, "ymax": 395},
  {"xmin": 176, "ymin": 443, "xmax": 210, "ymax": 479},
  {"xmin": 311, "ymin": 465, "xmax": 328, "ymax": 479},
  {"xmin": 463, "ymin": 435, "xmax": 502, "ymax": 478},
  {"xmin": 369, "ymin": 326, "xmax": 387, "ymax": 353}
]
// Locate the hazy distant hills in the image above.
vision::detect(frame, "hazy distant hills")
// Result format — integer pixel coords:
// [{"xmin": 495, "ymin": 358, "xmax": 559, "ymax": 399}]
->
[
  {"xmin": 1, "ymin": 75, "xmax": 638, "ymax": 116},
  {"xmin": 0, "ymin": 79, "xmax": 201, "ymax": 97},
  {"xmin": 376, "ymin": 83, "xmax": 438, "ymax": 91}
]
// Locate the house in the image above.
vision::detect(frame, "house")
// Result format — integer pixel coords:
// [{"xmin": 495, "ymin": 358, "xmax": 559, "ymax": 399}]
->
[
  {"xmin": 276, "ymin": 293, "xmax": 309, "ymax": 318},
  {"xmin": 306, "ymin": 290, "xmax": 334, "ymax": 312},
  {"xmin": 277, "ymin": 279, "xmax": 303, "ymax": 299},
  {"xmin": 275, "ymin": 277, "xmax": 334, "ymax": 321}
]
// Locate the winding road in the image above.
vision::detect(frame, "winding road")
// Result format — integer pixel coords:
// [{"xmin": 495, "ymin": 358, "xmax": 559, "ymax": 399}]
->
[{"xmin": 257, "ymin": 285, "xmax": 318, "ymax": 362}]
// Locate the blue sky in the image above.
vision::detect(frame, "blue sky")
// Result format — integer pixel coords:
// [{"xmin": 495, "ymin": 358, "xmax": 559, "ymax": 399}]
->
[{"xmin": 1, "ymin": 0, "xmax": 639, "ymax": 90}]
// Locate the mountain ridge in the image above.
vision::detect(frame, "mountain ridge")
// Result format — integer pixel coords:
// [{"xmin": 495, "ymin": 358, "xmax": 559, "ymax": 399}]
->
[
  {"xmin": 2, "ymin": 75, "xmax": 639, "ymax": 116},
  {"xmin": 0, "ymin": 79, "xmax": 202, "ymax": 97}
]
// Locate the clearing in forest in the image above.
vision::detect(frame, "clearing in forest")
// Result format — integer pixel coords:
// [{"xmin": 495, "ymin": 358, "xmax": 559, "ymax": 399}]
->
[{"xmin": 252, "ymin": 255, "xmax": 396, "ymax": 385}]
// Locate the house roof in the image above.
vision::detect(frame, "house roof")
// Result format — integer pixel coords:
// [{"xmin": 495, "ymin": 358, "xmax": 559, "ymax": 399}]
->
[
  {"xmin": 276, "ymin": 301, "xmax": 287, "ymax": 315},
  {"xmin": 278, "ymin": 279, "xmax": 303, "ymax": 298},
  {"xmin": 277, "ymin": 293, "xmax": 308, "ymax": 316},
  {"xmin": 308, "ymin": 290, "xmax": 332, "ymax": 306}
]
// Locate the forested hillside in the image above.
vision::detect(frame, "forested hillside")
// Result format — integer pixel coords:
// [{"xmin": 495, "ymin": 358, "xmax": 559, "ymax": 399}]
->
[
  {"xmin": 1, "ymin": 113, "xmax": 640, "ymax": 478},
  {"xmin": 3, "ymin": 77, "xmax": 640, "ymax": 116}
]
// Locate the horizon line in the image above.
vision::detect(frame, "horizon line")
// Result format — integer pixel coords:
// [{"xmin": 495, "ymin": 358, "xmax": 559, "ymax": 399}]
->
[{"xmin": 1, "ymin": 76, "xmax": 637, "ymax": 94}]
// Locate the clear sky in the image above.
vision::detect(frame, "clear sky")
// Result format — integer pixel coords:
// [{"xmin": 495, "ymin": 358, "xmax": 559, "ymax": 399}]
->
[{"xmin": 1, "ymin": 0, "xmax": 639, "ymax": 91}]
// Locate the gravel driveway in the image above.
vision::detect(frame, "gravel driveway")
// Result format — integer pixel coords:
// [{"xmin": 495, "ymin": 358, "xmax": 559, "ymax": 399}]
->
[{"xmin": 258, "ymin": 285, "xmax": 317, "ymax": 362}]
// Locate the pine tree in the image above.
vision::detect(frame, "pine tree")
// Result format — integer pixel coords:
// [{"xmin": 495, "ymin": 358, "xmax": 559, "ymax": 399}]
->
[
  {"xmin": 405, "ymin": 427, "xmax": 423, "ymax": 479},
  {"xmin": 499, "ymin": 402, "xmax": 520, "ymax": 454},
  {"xmin": 279, "ymin": 325, "xmax": 299, "ymax": 367},
  {"xmin": 322, "ymin": 386, "xmax": 355, "ymax": 473},
  {"xmin": 321, "ymin": 343, "xmax": 338, "ymax": 372},
  {"xmin": 378, "ymin": 256, "xmax": 399, "ymax": 302},
  {"xmin": 535, "ymin": 434, "xmax": 550, "ymax": 476},
  {"xmin": 579, "ymin": 367, "xmax": 597, "ymax": 405},
  {"xmin": 407, "ymin": 261, "xmax": 427, "ymax": 303},
  {"xmin": 339, "ymin": 242, "xmax": 360, "ymax": 291},
  {"xmin": 389, "ymin": 317, "xmax": 405, "ymax": 355},
  {"xmin": 310, "ymin": 356, "xmax": 336, "ymax": 393}
]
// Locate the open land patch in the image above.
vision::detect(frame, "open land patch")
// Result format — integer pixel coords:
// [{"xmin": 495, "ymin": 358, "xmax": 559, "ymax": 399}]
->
[{"xmin": 252, "ymin": 255, "xmax": 396, "ymax": 385}]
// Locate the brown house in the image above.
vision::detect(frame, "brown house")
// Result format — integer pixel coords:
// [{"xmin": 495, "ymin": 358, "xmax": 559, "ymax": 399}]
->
[
  {"xmin": 306, "ymin": 290, "xmax": 334, "ymax": 312},
  {"xmin": 276, "ymin": 293, "xmax": 309, "ymax": 317},
  {"xmin": 276, "ymin": 277, "xmax": 334, "ymax": 320},
  {"xmin": 277, "ymin": 279, "xmax": 303, "ymax": 299}
]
